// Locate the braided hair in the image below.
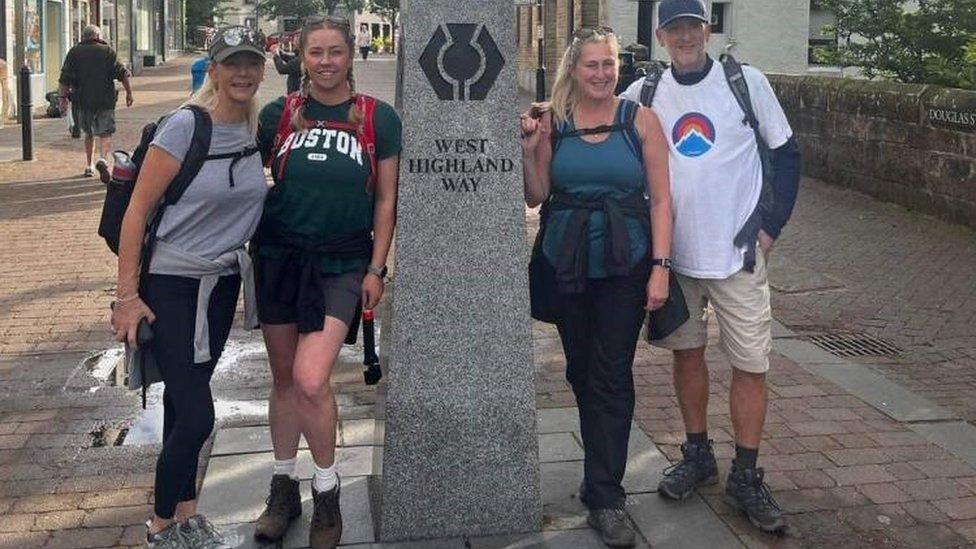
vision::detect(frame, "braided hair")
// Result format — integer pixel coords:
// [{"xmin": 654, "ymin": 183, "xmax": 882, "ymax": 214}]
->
[{"xmin": 290, "ymin": 16, "xmax": 363, "ymax": 132}]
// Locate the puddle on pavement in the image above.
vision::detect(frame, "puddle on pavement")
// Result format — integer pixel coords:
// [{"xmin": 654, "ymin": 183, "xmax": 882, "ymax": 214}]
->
[{"xmin": 122, "ymin": 320, "xmax": 382, "ymax": 446}]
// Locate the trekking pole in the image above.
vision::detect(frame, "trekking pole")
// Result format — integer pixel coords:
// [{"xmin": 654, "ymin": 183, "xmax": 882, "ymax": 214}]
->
[
  {"xmin": 362, "ymin": 309, "xmax": 382, "ymax": 385},
  {"xmin": 18, "ymin": 64, "xmax": 33, "ymax": 161}
]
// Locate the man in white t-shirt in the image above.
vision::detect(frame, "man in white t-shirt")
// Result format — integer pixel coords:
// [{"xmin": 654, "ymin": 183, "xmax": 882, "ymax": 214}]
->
[{"xmin": 620, "ymin": 0, "xmax": 800, "ymax": 534}]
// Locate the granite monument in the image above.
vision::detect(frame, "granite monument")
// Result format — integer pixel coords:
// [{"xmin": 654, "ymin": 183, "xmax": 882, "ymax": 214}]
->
[{"xmin": 380, "ymin": 0, "xmax": 542, "ymax": 541}]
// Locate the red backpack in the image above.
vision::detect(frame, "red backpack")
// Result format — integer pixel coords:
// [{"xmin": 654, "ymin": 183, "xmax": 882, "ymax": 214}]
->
[{"xmin": 267, "ymin": 92, "xmax": 379, "ymax": 189}]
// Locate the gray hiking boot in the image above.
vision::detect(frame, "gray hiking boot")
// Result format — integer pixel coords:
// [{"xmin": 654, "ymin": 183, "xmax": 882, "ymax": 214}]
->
[
  {"xmin": 146, "ymin": 520, "xmax": 187, "ymax": 549},
  {"xmin": 724, "ymin": 466, "xmax": 787, "ymax": 534},
  {"xmin": 181, "ymin": 515, "xmax": 237, "ymax": 548},
  {"xmin": 587, "ymin": 508, "xmax": 636, "ymax": 548},
  {"xmin": 658, "ymin": 440, "xmax": 719, "ymax": 500}
]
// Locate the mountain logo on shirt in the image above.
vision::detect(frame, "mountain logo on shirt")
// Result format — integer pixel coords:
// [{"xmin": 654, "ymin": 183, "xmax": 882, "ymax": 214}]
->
[{"xmin": 672, "ymin": 112, "xmax": 716, "ymax": 158}]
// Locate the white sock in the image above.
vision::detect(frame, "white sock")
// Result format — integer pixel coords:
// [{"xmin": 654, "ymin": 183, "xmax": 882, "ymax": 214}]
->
[
  {"xmin": 313, "ymin": 462, "xmax": 338, "ymax": 492},
  {"xmin": 273, "ymin": 457, "xmax": 298, "ymax": 480}
]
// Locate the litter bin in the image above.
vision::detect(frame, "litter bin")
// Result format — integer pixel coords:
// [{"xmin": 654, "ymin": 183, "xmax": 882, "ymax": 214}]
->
[{"xmin": 191, "ymin": 57, "xmax": 210, "ymax": 94}]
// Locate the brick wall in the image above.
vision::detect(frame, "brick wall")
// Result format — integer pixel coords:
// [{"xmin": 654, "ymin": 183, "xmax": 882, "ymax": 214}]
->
[
  {"xmin": 517, "ymin": 0, "xmax": 588, "ymax": 95},
  {"xmin": 770, "ymin": 75, "xmax": 976, "ymax": 229}
]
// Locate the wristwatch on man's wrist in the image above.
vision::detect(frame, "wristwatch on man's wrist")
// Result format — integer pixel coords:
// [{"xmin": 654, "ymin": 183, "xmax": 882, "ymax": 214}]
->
[
  {"xmin": 650, "ymin": 258, "xmax": 673, "ymax": 271},
  {"xmin": 366, "ymin": 264, "xmax": 388, "ymax": 279}
]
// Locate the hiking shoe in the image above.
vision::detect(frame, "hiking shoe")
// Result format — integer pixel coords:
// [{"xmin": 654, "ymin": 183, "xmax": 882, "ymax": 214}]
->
[
  {"xmin": 181, "ymin": 515, "xmax": 239, "ymax": 548},
  {"xmin": 724, "ymin": 466, "xmax": 787, "ymax": 534},
  {"xmin": 95, "ymin": 158, "xmax": 111, "ymax": 184},
  {"xmin": 146, "ymin": 520, "xmax": 188, "ymax": 549},
  {"xmin": 310, "ymin": 481, "xmax": 342, "ymax": 549},
  {"xmin": 254, "ymin": 474, "xmax": 302, "ymax": 542},
  {"xmin": 586, "ymin": 508, "xmax": 636, "ymax": 548},
  {"xmin": 658, "ymin": 440, "xmax": 719, "ymax": 500},
  {"xmin": 83, "ymin": 166, "xmax": 94, "ymax": 177}
]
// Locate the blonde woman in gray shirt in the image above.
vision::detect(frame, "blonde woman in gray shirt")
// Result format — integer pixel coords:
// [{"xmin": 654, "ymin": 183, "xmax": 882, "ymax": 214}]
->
[{"xmin": 110, "ymin": 27, "xmax": 268, "ymax": 549}]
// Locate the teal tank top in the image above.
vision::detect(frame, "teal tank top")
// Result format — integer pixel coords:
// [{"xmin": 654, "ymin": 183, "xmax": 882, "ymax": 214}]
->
[{"xmin": 542, "ymin": 100, "xmax": 649, "ymax": 278}]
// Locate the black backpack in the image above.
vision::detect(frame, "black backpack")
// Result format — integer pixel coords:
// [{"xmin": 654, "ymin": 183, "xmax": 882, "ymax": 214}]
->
[
  {"xmin": 639, "ymin": 53, "xmax": 775, "ymax": 270},
  {"xmin": 637, "ymin": 53, "xmax": 773, "ymax": 185},
  {"xmin": 97, "ymin": 105, "xmax": 214, "ymax": 258},
  {"xmin": 97, "ymin": 105, "xmax": 259, "ymax": 268}
]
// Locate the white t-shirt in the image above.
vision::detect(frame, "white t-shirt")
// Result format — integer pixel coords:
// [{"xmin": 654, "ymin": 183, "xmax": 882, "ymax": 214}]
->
[{"xmin": 621, "ymin": 62, "xmax": 793, "ymax": 279}]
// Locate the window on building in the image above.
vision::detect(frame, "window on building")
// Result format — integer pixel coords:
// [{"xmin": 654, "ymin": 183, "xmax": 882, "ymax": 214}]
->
[
  {"xmin": 516, "ymin": 6, "xmax": 521, "ymax": 47},
  {"xmin": 101, "ymin": 0, "xmax": 115, "ymax": 45},
  {"xmin": 135, "ymin": 0, "xmax": 151, "ymax": 51},
  {"xmin": 711, "ymin": 2, "xmax": 727, "ymax": 34},
  {"xmin": 283, "ymin": 18, "xmax": 301, "ymax": 32},
  {"xmin": 25, "ymin": 0, "xmax": 43, "ymax": 72}
]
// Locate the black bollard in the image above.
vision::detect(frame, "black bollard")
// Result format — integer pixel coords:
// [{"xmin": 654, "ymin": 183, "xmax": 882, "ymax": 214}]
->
[
  {"xmin": 18, "ymin": 64, "xmax": 33, "ymax": 161},
  {"xmin": 535, "ymin": 0, "xmax": 546, "ymax": 102}
]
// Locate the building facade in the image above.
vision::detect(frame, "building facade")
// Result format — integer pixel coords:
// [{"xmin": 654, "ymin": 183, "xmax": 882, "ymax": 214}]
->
[
  {"xmin": 3, "ymin": 0, "xmax": 184, "ymax": 114},
  {"xmin": 517, "ymin": 0, "xmax": 838, "ymax": 95}
]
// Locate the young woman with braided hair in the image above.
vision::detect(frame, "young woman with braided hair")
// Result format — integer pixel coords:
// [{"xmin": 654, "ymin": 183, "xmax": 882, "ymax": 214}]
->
[{"xmin": 250, "ymin": 15, "xmax": 401, "ymax": 549}]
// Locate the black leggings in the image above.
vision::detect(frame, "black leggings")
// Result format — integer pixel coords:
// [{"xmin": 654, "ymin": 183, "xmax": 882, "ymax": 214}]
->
[
  {"xmin": 556, "ymin": 259, "xmax": 650, "ymax": 510},
  {"xmin": 143, "ymin": 273, "xmax": 240, "ymax": 519}
]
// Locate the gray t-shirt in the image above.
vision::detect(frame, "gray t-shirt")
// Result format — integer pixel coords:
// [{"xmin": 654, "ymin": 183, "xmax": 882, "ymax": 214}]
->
[{"xmin": 151, "ymin": 109, "xmax": 268, "ymax": 262}]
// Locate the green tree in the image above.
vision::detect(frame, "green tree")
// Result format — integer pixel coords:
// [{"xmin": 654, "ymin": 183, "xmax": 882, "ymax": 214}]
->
[
  {"xmin": 186, "ymin": 0, "xmax": 227, "ymax": 27},
  {"xmin": 256, "ymin": 0, "xmax": 366, "ymax": 19},
  {"xmin": 816, "ymin": 0, "xmax": 976, "ymax": 89},
  {"xmin": 368, "ymin": 0, "xmax": 399, "ymax": 28}
]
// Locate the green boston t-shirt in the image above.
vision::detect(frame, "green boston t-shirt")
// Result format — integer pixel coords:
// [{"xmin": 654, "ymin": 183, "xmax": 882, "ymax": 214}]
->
[{"xmin": 255, "ymin": 95, "xmax": 403, "ymax": 274}]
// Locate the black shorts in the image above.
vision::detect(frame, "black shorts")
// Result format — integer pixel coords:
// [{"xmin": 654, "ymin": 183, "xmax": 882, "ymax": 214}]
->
[{"xmin": 254, "ymin": 254, "xmax": 362, "ymax": 329}]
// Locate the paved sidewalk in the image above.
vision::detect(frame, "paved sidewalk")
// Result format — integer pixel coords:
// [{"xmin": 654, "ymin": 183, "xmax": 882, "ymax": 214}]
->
[{"xmin": 3, "ymin": 50, "xmax": 976, "ymax": 548}]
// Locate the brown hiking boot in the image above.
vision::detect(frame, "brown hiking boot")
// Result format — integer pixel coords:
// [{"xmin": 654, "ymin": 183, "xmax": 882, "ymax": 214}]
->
[
  {"xmin": 309, "ymin": 480, "xmax": 342, "ymax": 549},
  {"xmin": 254, "ymin": 474, "xmax": 302, "ymax": 542}
]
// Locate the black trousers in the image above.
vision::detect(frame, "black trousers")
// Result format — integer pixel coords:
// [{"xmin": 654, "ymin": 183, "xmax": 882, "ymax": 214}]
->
[
  {"xmin": 143, "ymin": 273, "xmax": 240, "ymax": 519},
  {"xmin": 556, "ymin": 259, "xmax": 650, "ymax": 510}
]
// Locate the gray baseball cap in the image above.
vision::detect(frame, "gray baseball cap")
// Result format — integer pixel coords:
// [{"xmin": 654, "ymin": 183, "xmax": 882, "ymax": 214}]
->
[
  {"xmin": 658, "ymin": 0, "xmax": 710, "ymax": 28},
  {"xmin": 209, "ymin": 26, "xmax": 266, "ymax": 63}
]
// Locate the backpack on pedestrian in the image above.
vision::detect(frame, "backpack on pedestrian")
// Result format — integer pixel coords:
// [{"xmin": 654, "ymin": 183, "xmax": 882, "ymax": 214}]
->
[
  {"xmin": 267, "ymin": 91, "xmax": 380, "ymax": 191},
  {"xmin": 97, "ymin": 105, "xmax": 258, "ymax": 258},
  {"xmin": 264, "ymin": 91, "xmax": 382, "ymax": 345},
  {"xmin": 97, "ymin": 104, "xmax": 257, "ymax": 407}
]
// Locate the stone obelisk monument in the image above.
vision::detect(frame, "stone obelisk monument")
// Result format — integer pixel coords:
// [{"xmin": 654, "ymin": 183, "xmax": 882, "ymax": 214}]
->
[{"xmin": 380, "ymin": 0, "xmax": 542, "ymax": 541}]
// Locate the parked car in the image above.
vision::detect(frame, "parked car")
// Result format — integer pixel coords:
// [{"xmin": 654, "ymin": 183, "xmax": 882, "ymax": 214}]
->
[{"xmin": 265, "ymin": 31, "xmax": 299, "ymax": 52}]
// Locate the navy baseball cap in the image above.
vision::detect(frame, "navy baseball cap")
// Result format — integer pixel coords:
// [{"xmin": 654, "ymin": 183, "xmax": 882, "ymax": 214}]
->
[{"xmin": 658, "ymin": 0, "xmax": 709, "ymax": 28}]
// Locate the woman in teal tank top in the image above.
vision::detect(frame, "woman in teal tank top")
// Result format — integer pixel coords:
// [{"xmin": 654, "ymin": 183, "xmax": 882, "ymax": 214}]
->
[{"xmin": 521, "ymin": 27, "xmax": 673, "ymax": 547}]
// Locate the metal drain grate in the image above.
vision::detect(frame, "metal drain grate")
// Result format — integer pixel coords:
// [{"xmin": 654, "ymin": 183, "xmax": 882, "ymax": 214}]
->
[{"xmin": 807, "ymin": 332, "xmax": 903, "ymax": 359}]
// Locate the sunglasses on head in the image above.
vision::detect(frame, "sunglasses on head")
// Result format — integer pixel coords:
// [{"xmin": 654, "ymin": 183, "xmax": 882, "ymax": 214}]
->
[
  {"xmin": 572, "ymin": 26, "xmax": 615, "ymax": 40},
  {"xmin": 304, "ymin": 15, "xmax": 351, "ymax": 28}
]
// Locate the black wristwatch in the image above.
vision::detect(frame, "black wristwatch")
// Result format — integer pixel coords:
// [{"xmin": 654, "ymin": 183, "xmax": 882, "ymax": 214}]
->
[
  {"xmin": 366, "ymin": 264, "xmax": 388, "ymax": 279},
  {"xmin": 650, "ymin": 258, "xmax": 673, "ymax": 270}
]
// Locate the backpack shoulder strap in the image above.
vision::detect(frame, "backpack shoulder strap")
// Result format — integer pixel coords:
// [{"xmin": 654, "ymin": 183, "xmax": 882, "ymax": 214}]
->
[
  {"xmin": 719, "ymin": 53, "xmax": 767, "ymax": 149},
  {"xmin": 618, "ymin": 99, "xmax": 642, "ymax": 161},
  {"xmin": 551, "ymin": 112, "xmax": 572, "ymax": 156},
  {"xmin": 639, "ymin": 61, "xmax": 666, "ymax": 107},
  {"xmin": 163, "ymin": 105, "xmax": 213, "ymax": 205},
  {"xmin": 267, "ymin": 93, "xmax": 303, "ymax": 168},
  {"xmin": 355, "ymin": 94, "xmax": 379, "ymax": 191}
]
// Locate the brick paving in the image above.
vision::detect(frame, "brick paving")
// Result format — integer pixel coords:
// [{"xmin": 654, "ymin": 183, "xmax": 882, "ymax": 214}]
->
[
  {"xmin": 1, "ymin": 50, "xmax": 976, "ymax": 547},
  {"xmin": 772, "ymin": 178, "xmax": 976, "ymax": 422}
]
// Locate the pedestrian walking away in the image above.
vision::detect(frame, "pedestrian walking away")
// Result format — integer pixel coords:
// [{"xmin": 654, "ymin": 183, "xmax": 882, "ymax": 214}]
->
[
  {"xmin": 521, "ymin": 26, "xmax": 672, "ymax": 548},
  {"xmin": 108, "ymin": 25, "xmax": 269, "ymax": 549},
  {"xmin": 250, "ymin": 14, "xmax": 402, "ymax": 549},
  {"xmin": 620, "ymin": 0, "xmax": 802, "ymax": 535},
  {"xmin": 357, "ymin": 24, "xmax": 372, "ymax": 61},
  {"xmin": 57, "ymin": 24, "xmax": 133, "ymax": 178}
]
